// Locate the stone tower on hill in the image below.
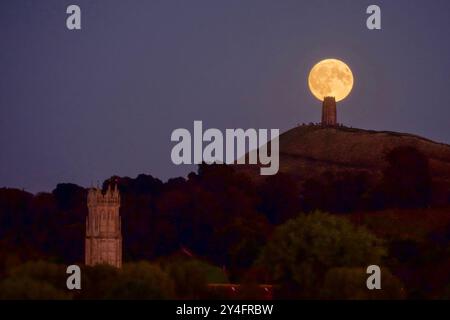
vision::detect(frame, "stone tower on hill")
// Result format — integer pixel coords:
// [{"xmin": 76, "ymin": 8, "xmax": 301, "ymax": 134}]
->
[
  {"xmin": 322, "ymin": 96, "xmax": 337, "ymax": 126},
  {"xmin": 85, "ymin": 184, "xmax": 122, "ymax": 268}
]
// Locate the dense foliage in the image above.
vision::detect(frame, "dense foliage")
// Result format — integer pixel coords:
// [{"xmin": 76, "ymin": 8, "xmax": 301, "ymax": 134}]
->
[{"xmin": 0, "ymin": 147, "xmax": 449, "ymax": 299}]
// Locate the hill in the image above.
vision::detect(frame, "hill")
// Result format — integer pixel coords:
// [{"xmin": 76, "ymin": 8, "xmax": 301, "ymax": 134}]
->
[
  {"xmin": 278, "ymin": 125, "xmax": 450, "ymax": 179},
  {"xmin": 236, "ymin": 125, "xmax": 450, "ymax": 202}
]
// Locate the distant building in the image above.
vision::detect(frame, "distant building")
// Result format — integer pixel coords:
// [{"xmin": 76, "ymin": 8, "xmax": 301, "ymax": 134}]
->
[
  {"xmin": 85, "ymin": 184, "xmax": 122, "ymax": 268},
  {"xmin": 321, "ymin": 96, "xmax": 337, "ymax": 126}
]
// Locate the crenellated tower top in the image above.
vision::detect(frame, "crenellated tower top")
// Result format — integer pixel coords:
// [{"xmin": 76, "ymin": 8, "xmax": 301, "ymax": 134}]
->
[{"xmin": 87, "ymin": 184, "xmax": 120, "ymax": 207}]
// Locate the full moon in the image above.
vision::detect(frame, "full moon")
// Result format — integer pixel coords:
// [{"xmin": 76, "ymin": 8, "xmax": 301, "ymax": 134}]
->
[{"xmin": 308, "ymin": 59, "xmax": 354, "ymax": 102}]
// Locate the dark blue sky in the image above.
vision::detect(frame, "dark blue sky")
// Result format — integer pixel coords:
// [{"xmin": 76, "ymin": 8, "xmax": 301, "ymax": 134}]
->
[{"xmin": 1, "ymin": 0, "xmax": 450, "ymax": 192}]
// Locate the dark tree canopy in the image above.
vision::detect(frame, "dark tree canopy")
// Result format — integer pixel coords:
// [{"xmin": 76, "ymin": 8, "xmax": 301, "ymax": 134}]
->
[{"xmin": 382, "ymin": 146, "xmax": 431, "ymax": 208}]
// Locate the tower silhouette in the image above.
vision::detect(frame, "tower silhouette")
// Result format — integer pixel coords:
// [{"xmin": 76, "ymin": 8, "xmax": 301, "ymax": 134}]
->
[
  {"xmin": 321, "ymin": 96, "xmax": 337, "ymax": 126},
  {"xmin": 85, "ymin": 184, "xmax": 122, "ymax": 268}
]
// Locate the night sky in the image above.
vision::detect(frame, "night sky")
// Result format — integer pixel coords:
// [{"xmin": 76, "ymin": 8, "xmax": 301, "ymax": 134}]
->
[{"xmin": 1, "ymin": 0, "xmax": 450, "ymax": 193}]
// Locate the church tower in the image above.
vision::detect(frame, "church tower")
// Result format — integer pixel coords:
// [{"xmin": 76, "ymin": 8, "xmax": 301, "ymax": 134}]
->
[
  {"xmin": 85, "ymin": 184, "xmax": 122, "ymax": 268},
  {"xmin": 321, "ymin": 96, "xmax": 337, "ymax": 126}
]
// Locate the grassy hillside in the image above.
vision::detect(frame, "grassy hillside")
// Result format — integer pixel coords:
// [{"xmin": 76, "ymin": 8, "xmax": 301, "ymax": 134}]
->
[{"xmin": 237, "ymin": 125, "xmax": 450, "ymax": 192}]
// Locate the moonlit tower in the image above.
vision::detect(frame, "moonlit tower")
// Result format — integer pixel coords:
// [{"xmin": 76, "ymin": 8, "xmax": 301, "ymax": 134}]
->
[
  {"xmin": 308, "ymin": 59, "xmax": 353, "ymax": 126},
  {"xmin": 85, "ymin": 184, "xmax": 122, "ymax": 268},
  {"xmin": 321, "ymin": 96, "xmax": 337, "ymax": 126}
]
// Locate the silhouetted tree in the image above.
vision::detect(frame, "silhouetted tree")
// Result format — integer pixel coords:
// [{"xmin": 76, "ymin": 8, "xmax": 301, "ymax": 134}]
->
[
  {"xmin": 258, "ymin": 173, "xmax": 301, "ymax": 224},
  {"xmin": 381, "ymin": 146, "xmax": 431, "ymax": 208},
  {"xmin": 257, "ymin": 211, "xmax": 386, "ymax": 298},
  {"xmin": 161, "ymin": 256, "xmax": 228, "ymax": 299},
  {"xmin": 105, "ymin": 262, "xmax": 175, "ymax": 299},
  {"xmin": 0, "ymin": 261, "xmax": 70, "ymax": 300},
  {"xmin": 320, "ymin": 267, "xmax": 405, "ymax": 299},
  {"xmin": 301, "ymin": 172, "xmax": 371, "ymax": 213}
]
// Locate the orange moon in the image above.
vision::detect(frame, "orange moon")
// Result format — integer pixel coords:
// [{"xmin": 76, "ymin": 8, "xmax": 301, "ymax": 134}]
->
[{"xmin": 308, "ymin": 59, "xmax": 354, "ymax": 102}]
